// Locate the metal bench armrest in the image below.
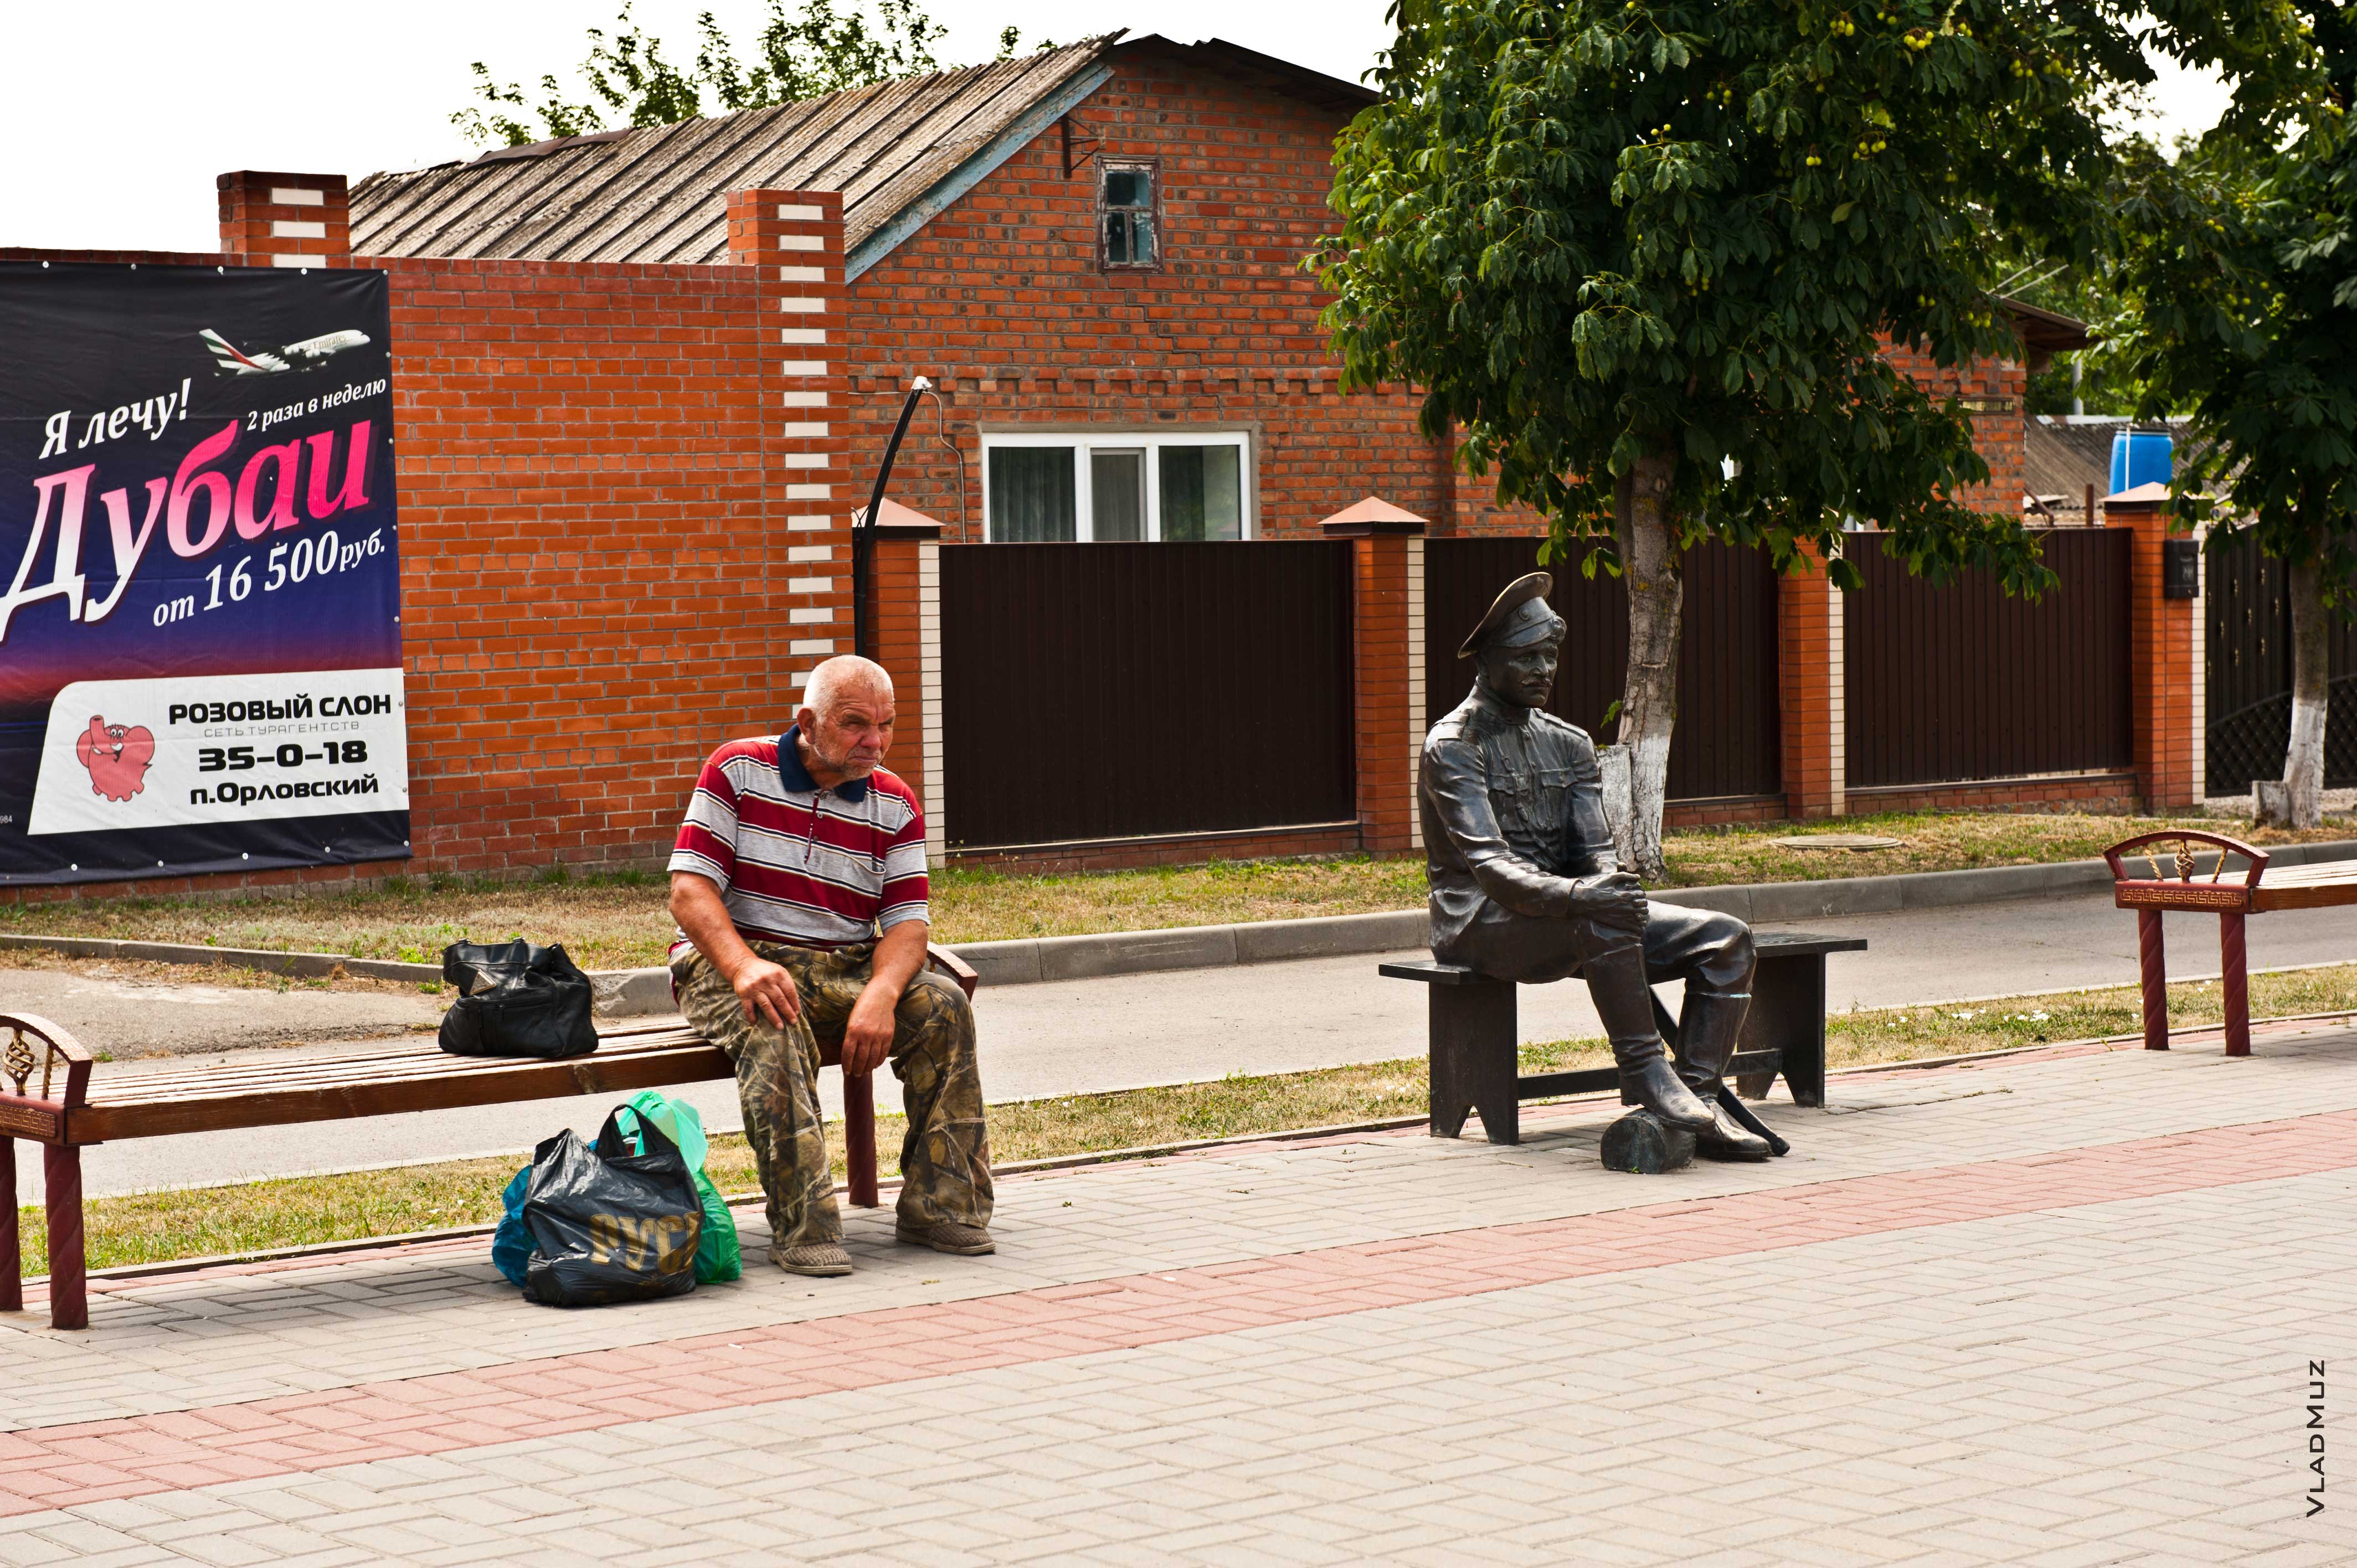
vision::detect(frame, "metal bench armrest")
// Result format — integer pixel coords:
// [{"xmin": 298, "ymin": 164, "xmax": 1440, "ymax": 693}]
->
[
  {"xmin": 0, "ymin": 1013, "xmax": 93, "ymax": 1108},
  {"xmin": 2104, "ymin": 829, "xmax": 2269, "ymax": 890}
]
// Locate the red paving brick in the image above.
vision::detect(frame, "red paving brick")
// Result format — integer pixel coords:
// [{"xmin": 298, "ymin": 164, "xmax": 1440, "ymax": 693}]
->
[{"xmin": 0, "ymin": 1106, "xmax": 2350, "ymax": 1516}]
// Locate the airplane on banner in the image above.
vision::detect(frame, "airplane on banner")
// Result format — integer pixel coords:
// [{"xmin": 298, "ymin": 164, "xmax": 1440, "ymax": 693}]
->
[{"xmin": 199, "ymin": 326, "xmax": 370, "ymax": 377}]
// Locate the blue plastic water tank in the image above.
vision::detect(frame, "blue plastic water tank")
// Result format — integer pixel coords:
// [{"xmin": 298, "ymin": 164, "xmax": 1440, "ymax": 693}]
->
[{"xmin": 2109, "ymin": 429, "xmax": 2173, "ymax": 493}]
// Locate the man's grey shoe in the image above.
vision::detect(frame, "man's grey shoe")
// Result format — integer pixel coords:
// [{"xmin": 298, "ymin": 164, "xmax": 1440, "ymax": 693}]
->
[
  {"xmin": 770, "ymin": 1240, "xmax": 853, "ymax": 1277},
  {"xmin": 896, "ymin": 1219, "xmax": 995, "ymax": 1256}
]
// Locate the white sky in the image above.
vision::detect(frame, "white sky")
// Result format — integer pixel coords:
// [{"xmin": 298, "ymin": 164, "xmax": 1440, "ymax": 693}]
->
[{"xmin": 0, "ymin": 1, "xmax": 2237, "ymax": 255}]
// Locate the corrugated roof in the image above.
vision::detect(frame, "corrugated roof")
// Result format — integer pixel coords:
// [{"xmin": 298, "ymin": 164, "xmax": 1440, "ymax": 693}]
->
[
  {"xmin": 2026, "ymin": 418, "xmax": 2215, "ymax": 502},
  {"xmin": 350, "ymin": 37, "xmax": 1124, "ymax": 267}
]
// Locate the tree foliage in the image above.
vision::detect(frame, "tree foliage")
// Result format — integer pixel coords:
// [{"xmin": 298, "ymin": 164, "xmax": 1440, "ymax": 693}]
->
[
  {"xmin": 1319, "ymin": 0, "xmax": 2271, "ymax": 596},
  {"xmin": 2117, "ymin": 17, "xmax": 2357, "ymax": 589},
  {"xmin": 452, "ymin": 0, "xmax": 1038, "ymax": 147}
]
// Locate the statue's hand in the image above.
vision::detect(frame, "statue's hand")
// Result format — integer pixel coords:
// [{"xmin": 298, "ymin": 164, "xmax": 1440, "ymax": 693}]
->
[{"xmin": 1568, "ymin": 871, "xmax": 1647, "ymax": 930}]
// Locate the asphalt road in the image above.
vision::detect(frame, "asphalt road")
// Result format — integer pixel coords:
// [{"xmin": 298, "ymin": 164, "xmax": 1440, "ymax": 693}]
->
[
  {"xmin": 13, "ymin": 886, "xmax": 2356, "ymax": 1200},
  {"xmin": 0, "ymin": 966, "xmax": 442, "ymax": 1058}
]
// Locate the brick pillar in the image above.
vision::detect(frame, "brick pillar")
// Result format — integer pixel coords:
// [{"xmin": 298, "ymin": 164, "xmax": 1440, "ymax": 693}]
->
[
  {"xmin": 2112, "ymin": 485, "xmax": 2202, "ymax": 809},
  {"xmin": 1324, "ymin": 498, "xmax": 1428, "ymax": 855},
  {"xmin": 217, "ymin": 172, "xmax": 350, "ymax": 267},
  {"xmin": 867, "ymin": 502, "xmax": 946, "ymax": 863},
  {"xmin": 728, "ymin": 189, "xmax": 847, "ymax": 704},
  {"xmin": 1779, "ymin": 550, "xmax": 1845, "ymax": 819}
]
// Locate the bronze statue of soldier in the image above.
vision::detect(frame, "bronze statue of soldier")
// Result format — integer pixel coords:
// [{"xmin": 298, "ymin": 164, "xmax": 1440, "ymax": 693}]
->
[{"xmin": 1418, "ymin": 572, "xmax": 1772, "ymax": 1161}]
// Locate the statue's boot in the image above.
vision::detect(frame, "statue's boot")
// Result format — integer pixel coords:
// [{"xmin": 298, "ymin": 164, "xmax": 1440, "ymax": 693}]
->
[
  {"xmin": 1674, "ymin": 990, "xmax": 1773, "ymax": 1162},
  {"xmin": 1584, "ymin": 946, "xmax": 1717, "ymax": 1135}
]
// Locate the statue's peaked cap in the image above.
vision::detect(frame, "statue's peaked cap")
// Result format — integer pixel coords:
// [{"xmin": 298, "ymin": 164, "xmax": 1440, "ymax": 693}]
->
[{"xmin": 1458, "ymin": 571, "xmax": 1565, "ymax": 658}]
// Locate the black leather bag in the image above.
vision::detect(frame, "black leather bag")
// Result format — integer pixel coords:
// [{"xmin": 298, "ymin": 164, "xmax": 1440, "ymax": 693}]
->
[
  {"xmin": 438, "ymin": 938, "xmax": 599, "ymax": 1060},
  {"xmin": 520, "ymin": 1109, "xmax": 702, "ymax": 1307}
]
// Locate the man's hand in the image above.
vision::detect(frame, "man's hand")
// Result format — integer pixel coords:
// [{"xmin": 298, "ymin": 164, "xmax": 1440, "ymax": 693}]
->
[
  {"xmin": 1568, "ymin": 870, "xmax": 1647, "ymax": 931},
  {"xmin": 729, "ymin": 952, "xmax": 800, "ymax": 1029},
  {"xmin": 841, "ymin": 982, "xmax": 897, "ymax": 1076},
  {"xmin": 840, "ymin": 918, "xmax": 933, "ymax": 1077}
]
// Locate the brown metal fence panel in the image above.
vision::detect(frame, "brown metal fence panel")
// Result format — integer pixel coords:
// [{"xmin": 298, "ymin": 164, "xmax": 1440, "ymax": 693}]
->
[
  {"xmin": 1844, "ymin": 528, "xmax": 2132, "ymax": 789},
  {"xmin": 1422, "ymin": 537, "xmax": 1782, "ymax": 800},
  {"xmin": 2202, "ymin": 530, "xmax": 2357, "ymax": 795},
  {"xmin": 939, "ymin": 542, "xmax": 1355, "ymax": 849}
]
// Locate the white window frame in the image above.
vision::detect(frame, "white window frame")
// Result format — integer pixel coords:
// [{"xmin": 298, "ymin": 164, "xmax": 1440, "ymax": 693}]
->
[{"xmin": 981, "ymin": 429, "xmax": 1256, "ymax": 542}]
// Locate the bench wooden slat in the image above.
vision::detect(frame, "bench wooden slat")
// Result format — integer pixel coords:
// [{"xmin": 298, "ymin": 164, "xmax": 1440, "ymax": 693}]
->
[
  {"xmin": 83, "ymin": 1034, "xmax": 711, "ymax": 1098},
  {"xmin": 72, "ymin": 1043, "xmax": 740, "ymax": 1142},
  {"xmin": 91, "ymin": 1028, "xmax": 702, "ymax": 1089},
  {"xmin": 80, "ymin": 1057, "xmax": 725, "ymax": 1113},
  {"xmin": 2251, "ymin": 881, "xmax": 2357, "ymax": 912},
  {"xmin": 2241, "ymin": 861, "xmax": 2357, "ymax": 884}
]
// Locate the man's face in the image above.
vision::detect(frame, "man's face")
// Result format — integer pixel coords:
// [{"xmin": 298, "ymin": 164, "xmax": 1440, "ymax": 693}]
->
[
  {"xmin": 1479, "ymin": 637, "xmax": 1561, "ymax": 710},
  {"xmin": 800, "ymin": 687, "xmax": 896, "ymax": 780}
]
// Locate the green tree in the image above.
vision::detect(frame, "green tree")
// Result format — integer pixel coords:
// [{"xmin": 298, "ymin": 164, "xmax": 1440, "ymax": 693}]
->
[
  {"xmin": 453, "ymin": 0, "xmax": 974, "ymax": 147},
  {"xmin": 1989, "ymin": 246, "xmax": 2160, "ymax": 418},
  {"xmin": 1320, "ymin": 0, "xmax": 2270, "ymax": 873},
  {"xmin": 2117, "ymin": 16, "xmax": 2356, "ymax": 827}
]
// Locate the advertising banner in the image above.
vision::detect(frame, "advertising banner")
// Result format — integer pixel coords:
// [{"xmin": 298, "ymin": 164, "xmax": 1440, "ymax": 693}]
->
[{"xmin": 0, "ymin": 261, "xmax": 408, "ymax": 885}]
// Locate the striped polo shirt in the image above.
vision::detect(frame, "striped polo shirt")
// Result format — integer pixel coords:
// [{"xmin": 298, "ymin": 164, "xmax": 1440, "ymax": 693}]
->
[{"xmin": 668, "ymin": 729, "xmax": 929, "ymax": 959}]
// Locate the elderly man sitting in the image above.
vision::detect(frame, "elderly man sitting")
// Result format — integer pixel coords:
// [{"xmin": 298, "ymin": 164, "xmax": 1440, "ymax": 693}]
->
[{"xmin": 668, "ymin": 654, "xmax": 992, "ymax": 1277}]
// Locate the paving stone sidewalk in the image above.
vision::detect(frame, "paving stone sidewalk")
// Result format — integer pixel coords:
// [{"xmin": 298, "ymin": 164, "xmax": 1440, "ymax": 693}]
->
[{"xmin": 0, "ymin": 1025, "xmax": 2350, "ymax": 1565}]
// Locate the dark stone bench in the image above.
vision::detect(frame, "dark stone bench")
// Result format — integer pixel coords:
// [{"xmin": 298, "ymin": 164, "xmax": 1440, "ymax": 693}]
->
[{"xmin": 1380, "ymin": 930, "xmax": 1867, "ymax": 1144}]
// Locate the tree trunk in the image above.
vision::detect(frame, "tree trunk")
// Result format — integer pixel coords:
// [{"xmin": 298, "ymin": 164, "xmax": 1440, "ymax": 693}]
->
[
  {"xmin": 2268, "ymin": 554, "xmax": 2330, "ymax": 829},
  {"xmin": 1614, "ymin": 446, "xmax": 1681, "ymax": 881}
]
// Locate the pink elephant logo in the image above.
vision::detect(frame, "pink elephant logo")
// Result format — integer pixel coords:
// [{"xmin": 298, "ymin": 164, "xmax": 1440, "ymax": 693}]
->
[{"xmin": 76, "ymin": 716, "xmax": 155, "ymax": 802}]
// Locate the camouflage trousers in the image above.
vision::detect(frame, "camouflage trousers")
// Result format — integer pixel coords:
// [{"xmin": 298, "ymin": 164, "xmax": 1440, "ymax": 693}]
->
[{"xmin": 671, "ymin": 940, "xmax": 992, "ymax": 1250}]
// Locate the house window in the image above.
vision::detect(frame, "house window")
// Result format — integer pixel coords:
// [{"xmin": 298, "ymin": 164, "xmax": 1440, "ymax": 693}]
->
[
  {"xmin": 1099, "ymin": 159, "xmax": 1160, "ymax": 270},
  {"xmin": 984, "ymin": 432, "xmax": 1250, "ymax": 541}
]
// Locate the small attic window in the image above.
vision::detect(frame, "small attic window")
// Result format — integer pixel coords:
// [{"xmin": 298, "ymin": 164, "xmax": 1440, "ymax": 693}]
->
[{"xmin": 1098, "ymin": 159, "xmax": 1160, "ymax": 271}]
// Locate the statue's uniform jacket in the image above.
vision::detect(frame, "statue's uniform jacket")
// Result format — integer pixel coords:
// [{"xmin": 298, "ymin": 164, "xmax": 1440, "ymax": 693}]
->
[{"xmin": 1419, "ymin": 684, "xmax": 1753, "ymax": 993}]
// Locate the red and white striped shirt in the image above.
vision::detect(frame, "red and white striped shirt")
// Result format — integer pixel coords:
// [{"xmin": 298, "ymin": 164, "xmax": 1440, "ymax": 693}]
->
[{"xmin": 668, "ymin": 730, "xmax": 929, "ymax": 959}]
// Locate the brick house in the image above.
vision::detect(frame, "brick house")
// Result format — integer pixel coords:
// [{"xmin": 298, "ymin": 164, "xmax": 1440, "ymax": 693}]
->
[
  {"xmin": 6, "ymin": 33, "xmax": 2175, "ymax": 896},
  {"xmin": 350, "ymin": 34, "xmax": 1446, "ymax": 546}
]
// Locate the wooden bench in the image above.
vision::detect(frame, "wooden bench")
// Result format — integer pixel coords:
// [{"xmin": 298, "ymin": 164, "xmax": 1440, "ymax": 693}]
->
[
  {"xmin": 2106, "ymin": 829, "xmax": 2352, "ymax": 1056},
  {"xmin": 1380, "ymin": 930, "xmax": 1868, "ymax": 1145},
  {"xmin": 0, "ymin": 945, "xmax": 978, "ymax": 1330}
]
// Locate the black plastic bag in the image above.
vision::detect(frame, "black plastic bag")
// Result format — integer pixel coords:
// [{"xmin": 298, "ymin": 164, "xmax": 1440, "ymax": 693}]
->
[
  {"xmin": 520, "ymin": 1108, "xmax": 703, "ymax": 1308},
  {"xmin": 438, "ymin": 939, "xmax": 599, "ymax": 1060}
]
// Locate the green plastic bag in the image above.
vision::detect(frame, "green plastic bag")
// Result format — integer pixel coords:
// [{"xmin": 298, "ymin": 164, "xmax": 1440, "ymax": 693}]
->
[{"xmin": 616, "ymin": 1090, "xmax": 742, "ymax": 1283}]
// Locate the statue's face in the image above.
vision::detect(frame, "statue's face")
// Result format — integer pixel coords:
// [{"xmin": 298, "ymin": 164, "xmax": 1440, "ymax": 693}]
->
[{"xmin": 1478, "ymin": 637, "xmax": 1561, "ymax": 710}]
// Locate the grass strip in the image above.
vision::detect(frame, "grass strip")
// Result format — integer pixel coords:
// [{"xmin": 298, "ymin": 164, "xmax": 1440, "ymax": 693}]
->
[
  {"xmin": 4, "ymin": 810, "xmax": 2348, "ymax": 969},
  {"xmin": 17, "ymin": 962, "xmax": 2356, "ymax": 1278}
]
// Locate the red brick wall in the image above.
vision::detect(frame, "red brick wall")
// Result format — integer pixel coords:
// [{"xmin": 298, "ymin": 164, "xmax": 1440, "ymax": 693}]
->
[
  {"xmin": 1877, "ymin": 336, "xmax": 2028, "ymax": 516},
  {"xmin": 2117, "ymin": 498, "xmax": 2201, "ymax": 809},
  {"xmin": 383, "ymin": 255, "xmax": 783, "ymax": 875},
  {"xmin": 1846, "ymin": 773, "xmax": 2140, "ymax": 816},
  {"xmin": 1341, "ymin": 531, "xmax": 1418, "ymax": 853},
  {"xmin": 838, "ymin": 45, "xmax": 1453, "ymax": 540}
]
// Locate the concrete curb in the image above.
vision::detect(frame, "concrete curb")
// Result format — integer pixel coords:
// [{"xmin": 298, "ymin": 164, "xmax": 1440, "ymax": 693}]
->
[
  {"xmin": 0, "ymin": 933, "xmax": 666, "ymax": 1018},
  {"xmin": 9, "ymin": 839, "xmax": 2354, "ymax": 1015},
  {"xmin": 0, "ymin": 933, "xmax": 441, "ymax": 987}
]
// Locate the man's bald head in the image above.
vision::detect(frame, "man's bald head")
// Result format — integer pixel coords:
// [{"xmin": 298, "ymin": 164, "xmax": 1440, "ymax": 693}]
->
[{"xmin": 801, "ymin": 654, "xmax": 893, "ymax": 720}]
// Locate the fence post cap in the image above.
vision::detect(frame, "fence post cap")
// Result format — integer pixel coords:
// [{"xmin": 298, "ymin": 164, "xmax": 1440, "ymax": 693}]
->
[
  {"xmin": 855, "ymin": 497, "xmax": 944, "ymax": 539},
  {"xmin": 2101, "ymin": 481, "xmax": 2172, "ymax": 511},
  {"xmin": 1320, "ymin": 496, "xmax": 1427, "ymax": 537}
]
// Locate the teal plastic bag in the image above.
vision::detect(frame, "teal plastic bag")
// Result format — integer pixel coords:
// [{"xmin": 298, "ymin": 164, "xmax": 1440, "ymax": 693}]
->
[
  {"xmin": 616, "ymin": 1090, "xmax": 742, "ymax": 1283},
  {"xmin": 492, "ymin": 1163, "xmax": 533, "ymax": 1287}
]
